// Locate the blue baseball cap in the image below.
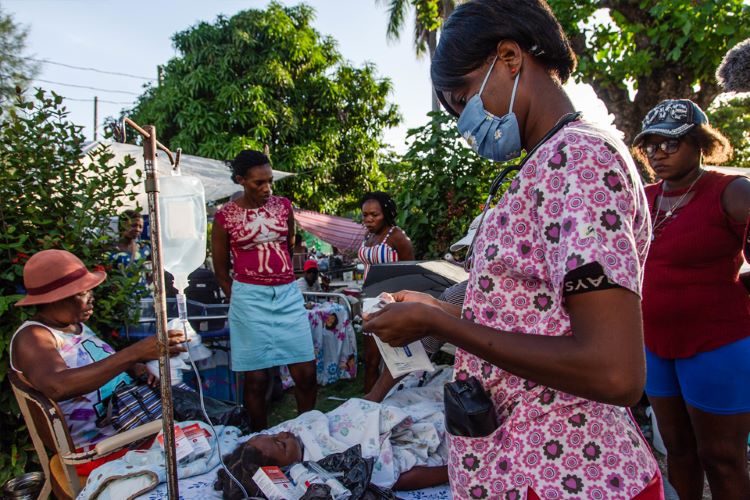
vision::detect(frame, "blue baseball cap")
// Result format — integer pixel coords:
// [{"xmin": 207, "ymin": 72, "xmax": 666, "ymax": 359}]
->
[{"xmin": 633, "ymin": 99, "xmax": 709, "ymax": 146}]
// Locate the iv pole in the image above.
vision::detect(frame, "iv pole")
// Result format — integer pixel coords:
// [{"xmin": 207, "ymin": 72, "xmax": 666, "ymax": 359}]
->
[{"xmin": 117, "ymin": 117, "xmax": 182, "ymax": 498}]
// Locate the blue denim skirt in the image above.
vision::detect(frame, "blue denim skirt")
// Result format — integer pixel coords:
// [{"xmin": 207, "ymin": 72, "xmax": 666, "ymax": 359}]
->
[{"xmin": 229, "ymin": 281, "xmax": 314, "ymax": 371}]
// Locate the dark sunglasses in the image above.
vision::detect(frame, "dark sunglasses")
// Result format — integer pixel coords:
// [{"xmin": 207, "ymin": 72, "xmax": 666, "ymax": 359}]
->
[{"xmin": 643, "ymin": 139, "xmax": 681, "ymax": 158}]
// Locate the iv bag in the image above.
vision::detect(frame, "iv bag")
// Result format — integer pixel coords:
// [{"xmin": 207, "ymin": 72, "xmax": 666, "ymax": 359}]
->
[{"xmin": 159, "ymin": 174, "xmax": 206, "ymax": 292}]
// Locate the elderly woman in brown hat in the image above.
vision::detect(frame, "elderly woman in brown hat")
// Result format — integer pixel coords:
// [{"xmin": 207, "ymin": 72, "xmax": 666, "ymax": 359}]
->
[{"xmin": 10, "ymin": 249, "xmax": 186, "ymax": 453}]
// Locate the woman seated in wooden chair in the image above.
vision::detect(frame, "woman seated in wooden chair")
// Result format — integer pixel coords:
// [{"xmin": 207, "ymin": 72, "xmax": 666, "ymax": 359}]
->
[{"xmin": 10, "ymin": 249, "xmax": 186, "ymax": 473}]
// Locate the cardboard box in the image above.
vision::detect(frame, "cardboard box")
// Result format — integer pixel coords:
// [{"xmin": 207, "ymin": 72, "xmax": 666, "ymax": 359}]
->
[{"xmin": 252, "ymin": 466, "xmax": 296, "ymax": 500}]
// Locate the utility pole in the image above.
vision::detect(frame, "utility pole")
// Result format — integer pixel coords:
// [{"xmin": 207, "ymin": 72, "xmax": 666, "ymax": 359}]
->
[{"xmin": 93, "ymin": 96, "xmax": 99, "ymax": 141}]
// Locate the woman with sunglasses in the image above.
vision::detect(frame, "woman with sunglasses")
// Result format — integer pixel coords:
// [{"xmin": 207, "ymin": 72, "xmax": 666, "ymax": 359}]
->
[
  {"xmin": 634, "ymin": 99, "xmax": 750, "ymax": 500},
  {"xmin": 365, "ymin": 1, "xmax": 662, "ymax": 498}
]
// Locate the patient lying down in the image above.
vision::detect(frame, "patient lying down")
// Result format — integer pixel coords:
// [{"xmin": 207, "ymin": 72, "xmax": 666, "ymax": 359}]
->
[{"xmin": 217, "ymin": 368, "xmax": 451, "ymax": 497}]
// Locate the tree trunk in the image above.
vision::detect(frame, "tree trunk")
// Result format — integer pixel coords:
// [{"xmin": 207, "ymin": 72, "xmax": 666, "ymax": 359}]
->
[
  {"xmin": 567, "ymin": 38, "xmax": 720, "ymax": 181},
  {"xmin": 589, "ymin": 79, "xmax": 720, "ymax": 147},
  {"xmin": 428, "ymin": 29, "xmax": 439, "ymax": 112}
]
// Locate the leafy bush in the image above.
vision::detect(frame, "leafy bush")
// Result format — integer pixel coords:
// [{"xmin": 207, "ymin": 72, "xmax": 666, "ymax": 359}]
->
[
  {"xmin": 126, "ymin": 2, "xmax": 400, "ymax": 214},
  {"xmin": 708, "ymin": 96, "xmax": 750, "ymax": 169},
  {"xmin": 0, "ymin": 89, "xmax": 142, "ymax": 484},
  {"xmin": 385, "ymin": 112, "xmax": 519, "ymax": 259}
]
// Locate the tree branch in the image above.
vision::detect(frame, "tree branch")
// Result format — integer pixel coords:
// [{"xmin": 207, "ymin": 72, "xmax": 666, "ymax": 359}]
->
[{"xmin": 601, "ymin": 0, "xmax": 649, "ymax": 25}]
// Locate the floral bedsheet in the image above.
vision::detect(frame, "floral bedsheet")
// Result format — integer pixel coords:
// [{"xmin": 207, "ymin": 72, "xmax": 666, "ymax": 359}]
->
[{"xmin": 280, "ymin": 301, "xmax": 358, "ymax": 386}]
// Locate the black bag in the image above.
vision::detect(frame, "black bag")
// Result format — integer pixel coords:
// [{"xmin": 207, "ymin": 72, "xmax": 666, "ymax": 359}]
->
[
  {"xmin": 299, "ymin": 483, "xmax": 333, "ymax": 499},
  {"xmin": 172, "ymin": 385, "xmax": 249, "ymax": 433},
  {"xmin": 444, "ymin": 376, "xmax": 498, "ymax": 438},
  {"xmin": 186, "ymin": 268, "xmax": 222, "ymax": 304},
  {"xmin": 307, "ymin": 445, "xmax": 395, "ymax": 500},
  {"xmin": 215, "ymin": 444, "xmax": 393, "ymax": 500}
]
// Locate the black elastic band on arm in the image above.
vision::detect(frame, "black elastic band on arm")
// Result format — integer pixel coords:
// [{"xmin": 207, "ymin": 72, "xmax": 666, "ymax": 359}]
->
[{"xmin": 563, "ymin": 262, "xmax": 622, "ymax": 297}]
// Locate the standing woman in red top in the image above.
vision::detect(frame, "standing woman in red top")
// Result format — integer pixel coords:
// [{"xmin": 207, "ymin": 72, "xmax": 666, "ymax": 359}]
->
[
  {"xmin": 213, "ymin": 150, "xmax": 317, "ymax": 431},
  {"xmin": 358, "ymin": 191, "xmax": 414, "ymax": 393},
  {"xmin": 635, "ymin": 100, "xmax": 750, "ymax": 500}
]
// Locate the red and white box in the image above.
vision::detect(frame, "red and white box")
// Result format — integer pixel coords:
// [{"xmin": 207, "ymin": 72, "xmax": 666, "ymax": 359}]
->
[
  {"xmin": 182, "ymin": 423, "xmax": 211, "ymax": 456},
  {"xmin": 251, "ymin": 466, "xmax": 296, "ymax": 500},
  {"xmin": 157, "ymin": 425, "xmax": 194, "ymax": 462}
]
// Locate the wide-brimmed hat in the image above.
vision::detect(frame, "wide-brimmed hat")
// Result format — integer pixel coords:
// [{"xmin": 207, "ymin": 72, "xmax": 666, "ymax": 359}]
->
[
  {"xmin": 15, "ymin": 250, "xmax": 106, "ymax": 306},
  {"xmin": 450, "ymin": 213, "xmax": 484, "ymax": 252},
  {"xmin": 632, "ymin": 99, "xmax": 708, "ymax": 146}
]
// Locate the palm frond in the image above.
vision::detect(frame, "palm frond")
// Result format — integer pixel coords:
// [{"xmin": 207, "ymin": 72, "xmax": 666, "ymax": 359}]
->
[{"xmin": 377, "ymin": 0, "xmax": 410, "ymax": 41}]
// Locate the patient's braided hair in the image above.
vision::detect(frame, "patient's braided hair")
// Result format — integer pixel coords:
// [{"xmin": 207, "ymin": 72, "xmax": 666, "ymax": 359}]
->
[
  {"xmin": 360, "ymin": 191, "xmax": 398, "ymax": 227},
  {"xmin": 214, "ymin": 441, "xmax": 277, "ymax": 500}
]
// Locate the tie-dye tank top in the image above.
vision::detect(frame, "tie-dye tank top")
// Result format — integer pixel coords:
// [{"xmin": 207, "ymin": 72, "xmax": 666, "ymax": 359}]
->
[{"xmin": 10, "ymin": 321, "xmax": 132, "ymax": 447}]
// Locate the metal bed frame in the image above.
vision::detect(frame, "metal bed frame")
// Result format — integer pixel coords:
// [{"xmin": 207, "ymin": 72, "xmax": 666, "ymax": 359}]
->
[{"xmin": 124, "ymin": 292, "xmax": 356, "ymax": 402}]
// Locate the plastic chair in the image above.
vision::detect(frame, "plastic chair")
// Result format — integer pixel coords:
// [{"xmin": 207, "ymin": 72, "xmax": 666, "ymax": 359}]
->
[{"xmin": 9, "ymin": 371, "xmax": 162, "ymax": 500}]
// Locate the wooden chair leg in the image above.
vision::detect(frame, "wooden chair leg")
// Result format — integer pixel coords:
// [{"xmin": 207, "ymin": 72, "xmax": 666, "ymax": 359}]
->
[{"xmin": 37, "ymin": 478, "xmax": 51, "ymax": 500}]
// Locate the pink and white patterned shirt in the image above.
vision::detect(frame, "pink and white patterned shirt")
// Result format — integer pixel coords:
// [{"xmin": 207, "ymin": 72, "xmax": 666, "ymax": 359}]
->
[
  {"xmin": 449, "ymin": 121, "xmax": 658, "ymax": 499},
  {"xmin": 214, "ymin": 196, "xmax": 294, "ymax": 286}
]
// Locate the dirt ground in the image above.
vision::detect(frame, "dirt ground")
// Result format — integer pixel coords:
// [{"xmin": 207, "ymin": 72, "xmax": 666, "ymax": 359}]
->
[{"xmin": 655, "ymin": 452, "xmax": 713, "ymax": 499}]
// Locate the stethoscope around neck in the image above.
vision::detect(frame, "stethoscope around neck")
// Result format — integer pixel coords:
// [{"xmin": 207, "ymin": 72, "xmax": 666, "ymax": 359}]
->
[
  {"xmin": 463, "ymin": 111, "xmax": 582, "ymax": 271},
  {"xmin": 463, "ymin": 163, "xmax": 522, "ymax": 271}
]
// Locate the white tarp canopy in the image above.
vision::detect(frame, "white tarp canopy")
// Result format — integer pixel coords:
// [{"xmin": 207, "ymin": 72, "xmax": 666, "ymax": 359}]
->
[
  {"xmin": 707, "ymin": 165, "xmax": 749, "ymax": 177},
  {"xmin": 81, "ymin": 141, "xmax": 295, "ymax": 209}
]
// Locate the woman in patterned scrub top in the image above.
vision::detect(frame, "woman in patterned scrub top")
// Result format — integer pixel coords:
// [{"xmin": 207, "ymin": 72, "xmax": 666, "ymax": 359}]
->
[
  {"xmin": 364, "ymin": 1, "xmax": 663, "ymax": 498},
  {"xmin": 213, "ymin": 150, "xmax": 316, "ymax": 432}
]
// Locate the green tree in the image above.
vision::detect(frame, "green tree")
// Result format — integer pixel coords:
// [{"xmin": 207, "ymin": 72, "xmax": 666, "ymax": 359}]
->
[
  {"xmin": 0, "ymin": 6, "xmax": 37, "ymax": 108},
  {"xmin": 0, "ymin": 89, "xmax": 142, "ymax": 484},
  {"xmin": 384, "ymin": 111, "xmax": 516, "ymax": 259},
  {"xmin": 549, "ymin": 0, "xmax": 750, "ymax": 144},
  {"xmin": 377, "ymin": 0, "xmax": 456, "ymax": 111},
  {"xmin": 127, "ymin": 2, "xmax": 400, "ymax": 214},
  {"xmin": 708, "ymin": 96, "xmax": 750, "ymax": 169}
]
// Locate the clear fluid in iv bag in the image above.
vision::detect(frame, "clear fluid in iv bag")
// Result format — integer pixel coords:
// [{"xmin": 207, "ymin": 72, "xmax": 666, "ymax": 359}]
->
[{"xmin": 159, "ymin": 175, "xmax": 207, "ymax": 291}]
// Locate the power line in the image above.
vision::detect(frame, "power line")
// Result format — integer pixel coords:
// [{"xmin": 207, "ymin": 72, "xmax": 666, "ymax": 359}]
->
[
  {"xmin": 35, "ymin": 78, "xmax": 140, "ymax": 96},
  {"xmin": 60, "ymin": 95, "xmax": 135, "ymax": 105},
  {"xmin": 24, "ymin": 57, "xmax": 155, "ymax": 81}
]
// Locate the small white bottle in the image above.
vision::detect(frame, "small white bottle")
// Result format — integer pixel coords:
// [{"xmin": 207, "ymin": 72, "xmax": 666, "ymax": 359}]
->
[
  {"xmin": 289, "ymin": 464, "xmax": 351, "ymax": 499},
  {"xmin": 289, "ymin": 463, "xmax": 323, "ymax": 496}
]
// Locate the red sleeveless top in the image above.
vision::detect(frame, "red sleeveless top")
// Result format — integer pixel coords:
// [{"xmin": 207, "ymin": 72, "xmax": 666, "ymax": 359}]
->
[{"xmin": 642, "ymin": 170, "xmax": 750, "ymax": 358}]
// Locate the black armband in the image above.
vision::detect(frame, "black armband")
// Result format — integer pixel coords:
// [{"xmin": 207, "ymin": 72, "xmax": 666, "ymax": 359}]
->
[{"xmin": 563, "ymin": 262, "xmax": 622, "ymax": 297}]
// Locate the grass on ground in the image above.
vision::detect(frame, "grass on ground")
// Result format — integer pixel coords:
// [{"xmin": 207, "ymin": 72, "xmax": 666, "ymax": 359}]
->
[{"xmin": 267, "ymin": 331, "xmax": 367, "ymax": 426}]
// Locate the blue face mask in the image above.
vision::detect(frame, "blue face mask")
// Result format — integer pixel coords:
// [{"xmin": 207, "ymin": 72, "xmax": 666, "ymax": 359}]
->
[{"xmin": 457, "ymin": 56, "xmax": 522, "ymax": 162}]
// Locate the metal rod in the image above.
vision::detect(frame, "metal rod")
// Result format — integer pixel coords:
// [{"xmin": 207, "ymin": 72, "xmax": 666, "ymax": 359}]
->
[
  {"xmin": 93, "ymin": 96, "xmax": 98, "ymax": 141},
  {"xmin": 122, "ymin": 117, "xmax": 176, "ymax": 166},
  {"xmin": 142, "ymin": 125, "xmax": 180, "ymax": 499},
  {"xmin": 138, "ymin": 315, "xmax": 229, "ymax": 323},
  {"xmin": 300, "ymin": 291, "xmax": 353, "ymax": 317}
]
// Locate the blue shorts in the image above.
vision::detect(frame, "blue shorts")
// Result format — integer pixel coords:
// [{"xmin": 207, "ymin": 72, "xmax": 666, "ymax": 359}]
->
[
  {"xmin": 229, "ymin": 281, "xmax": 314, "ymax": 372},
  {"xmin": 645, "ymin": 336, "xmax": 750, "ymax": 415}
]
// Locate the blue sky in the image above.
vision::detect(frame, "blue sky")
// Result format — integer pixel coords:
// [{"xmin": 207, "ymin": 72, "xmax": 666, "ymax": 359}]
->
[{"xmin": 4, "ymin": 0, "xmax": 612, "ymax": 153}]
